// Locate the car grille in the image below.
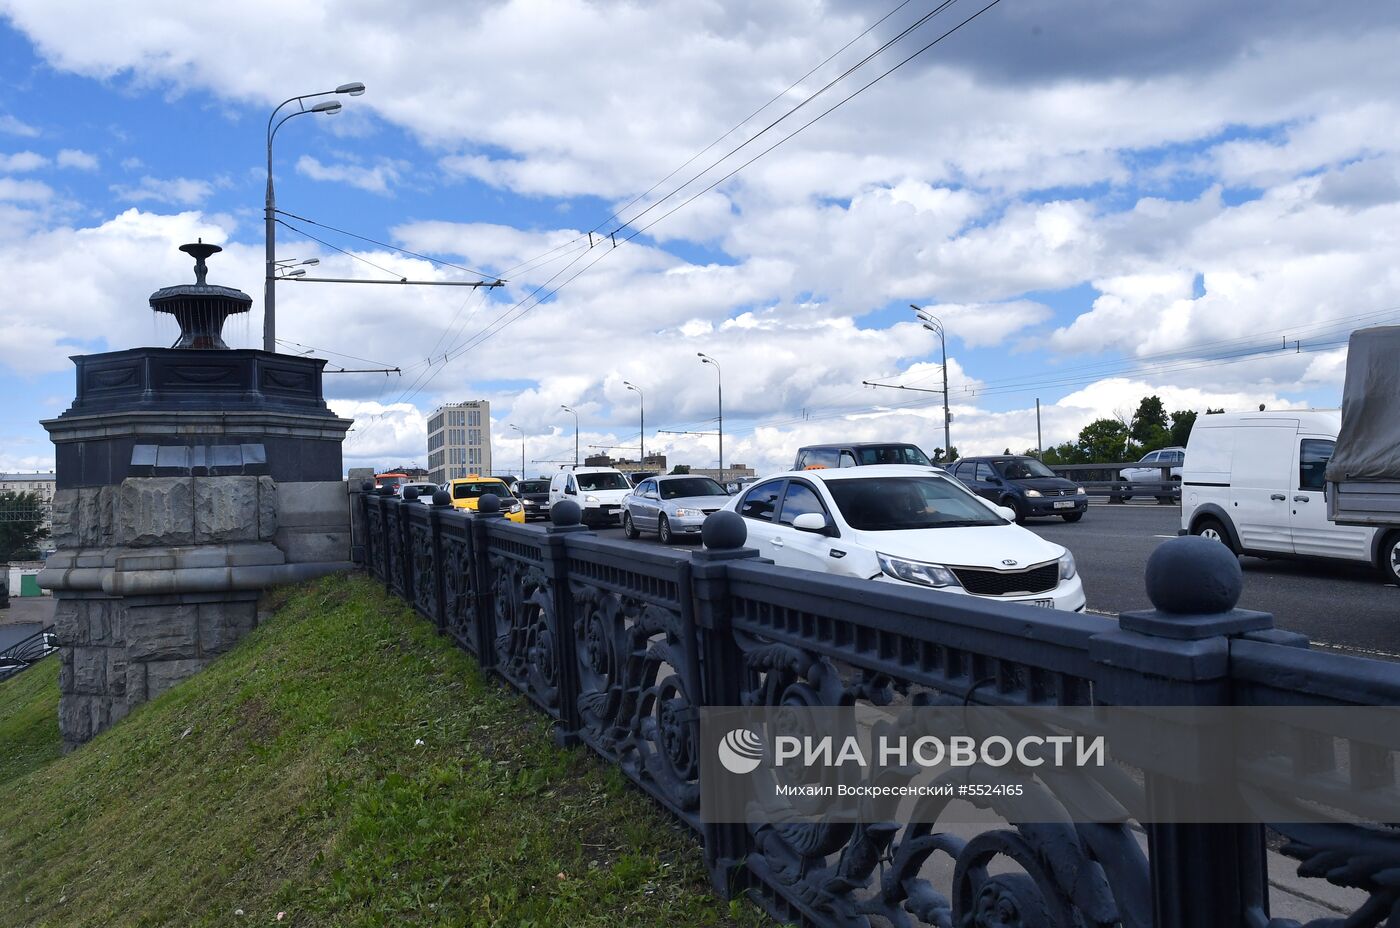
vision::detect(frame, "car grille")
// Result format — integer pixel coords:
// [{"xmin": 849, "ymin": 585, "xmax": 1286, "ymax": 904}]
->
[
  {"xmin": 1045, "ymin": 488, "xmax": 1077, "ymax": 497},
  {"xmin": 952, "ymin": 562, "xmax": 1058, "ymax": 596},
  {"xmin": 702, "ymin": 508, "xmax": 720, "ymax": 514}
]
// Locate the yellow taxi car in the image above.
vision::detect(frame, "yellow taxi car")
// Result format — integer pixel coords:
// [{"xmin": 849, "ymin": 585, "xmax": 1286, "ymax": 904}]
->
[{"xmin": 447, "ymin": 476, "xmax": 526, "ymax": 523}]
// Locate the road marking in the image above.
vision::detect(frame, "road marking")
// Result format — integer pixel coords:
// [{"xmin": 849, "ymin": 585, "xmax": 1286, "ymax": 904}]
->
[
  {"xmin": 1313, "ymin": 640, "xmax": 1400, "ymax": 662},
  {"xmin": 1152, "ymin": 534, "xmax": 1178, "ymax": 539},
  {"xmin": 1085, "ymin": 608, "xmax": 1116, "ymax": 617}
]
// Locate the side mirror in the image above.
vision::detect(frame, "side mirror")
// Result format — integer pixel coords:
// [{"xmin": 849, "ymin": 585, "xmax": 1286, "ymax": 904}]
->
[
  {"xmin": 995, "ymin": 505, "xmax": 1017, "ymax": 521},
  {"xmin": 565, "ymin": 486, "xmax": 577, "ymax": 495},
  {"xmin": 792, "ymin": 512, "xmax": 830, "ymax": 534},
  {"xmin": 988, "ymin": 477, "xmax": 1003, "ymax": 486}
]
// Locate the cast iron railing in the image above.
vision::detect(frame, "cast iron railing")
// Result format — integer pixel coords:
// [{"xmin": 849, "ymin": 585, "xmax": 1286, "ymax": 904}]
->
[
  {"xmin": 0, "ymin": 624, "xmax": 58, "ymax": 682},
  {"xmin": 360, "ymin": 486, "xmax": 1400, "ymax": 928}
]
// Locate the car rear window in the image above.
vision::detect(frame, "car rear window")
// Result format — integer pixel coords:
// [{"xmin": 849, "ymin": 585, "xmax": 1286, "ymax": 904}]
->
[
  {"xmin": 518, "ymin": 480, "xmax": 550, "ymax": 493},
  {"xmin": 659, "ymin": 477, "xmax": 726, "ymax": 499},
  {"xmin": 854, "ymin": 445, "xmax": 933, "ymax": 467},
  {"xmin": 453, "ymin": 481, "xmax": 508, "ymax": 499}
]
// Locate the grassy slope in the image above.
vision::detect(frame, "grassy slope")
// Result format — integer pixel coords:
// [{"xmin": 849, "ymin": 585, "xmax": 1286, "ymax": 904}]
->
[
  {"xmin": 0, "ymin": 574, "xmax": 760, "ymax": 928},
  {"xmin": 0, "ymin": 656, "xmax": 60, "ymax": 786}
]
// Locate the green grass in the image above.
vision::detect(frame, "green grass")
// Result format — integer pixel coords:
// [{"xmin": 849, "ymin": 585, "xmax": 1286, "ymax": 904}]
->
[
  {"xmin": 0, "ymin": 574, "xmax": 764, "ymax": 928},
  {"xmin": 0, "ymin": 655, "xmax": 61, "ymax": 786}
]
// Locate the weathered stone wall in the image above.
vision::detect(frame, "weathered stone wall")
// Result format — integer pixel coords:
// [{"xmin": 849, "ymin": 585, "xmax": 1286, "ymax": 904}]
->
[{"xmin": 44, "ymin": 474, "xmax": 351, "ymax": 750}]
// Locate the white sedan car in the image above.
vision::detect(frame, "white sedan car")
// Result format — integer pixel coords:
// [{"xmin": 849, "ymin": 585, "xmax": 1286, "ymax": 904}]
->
[{"xmin": 722, "ymin": 465, "xmax": 1086, "ymax": 611}]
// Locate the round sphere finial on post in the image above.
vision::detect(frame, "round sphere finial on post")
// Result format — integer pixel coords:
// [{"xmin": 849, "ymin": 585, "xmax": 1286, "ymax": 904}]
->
[
  {"xmin": 402, "ymin": 486, "xmax": 419, "ymax": 501},
  {"xmin": 1145, "ymin": 535, "xmax": 1243, "ymax": 615},
  {"xmin": 702, "ymin": 510, "xmax": 747, "ymax": 550},
  {"xmin": 432, "ymin": 489, "xmax": 452, "ymax": 507},
  {"xmin": 360, "ymin": 479, "xmax": 375, "ymax": 494},
  {"xmin": 550, "ymin": 499, "xmax": 582, "ymax": 527},
  {"xmin": 478, "ymin": 493, "xmax": 501, "ymax": 514}
]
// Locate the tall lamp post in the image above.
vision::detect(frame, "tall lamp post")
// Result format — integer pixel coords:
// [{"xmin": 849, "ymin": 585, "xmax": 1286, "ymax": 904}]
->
[
  {"xmin": 697, "ymin": 353, "xmax": 722, "ymax": 480},
  {"xmin": 560, "ymin": 405, "xmax": 579, "ymax": 467},
  {"xmin": 910, "ymin": 305, "xmax": 952, "ymax": 459},
  {"xmin": 265, "ymin": 81, "xmax": 366, "ymax": 352},
  {"xmin": 623, "ymin": 381, "xmax": 644, "ymax": 466},
  {"xmin": 509, "ymin": 424, "xmax": 525, "ymax": 478}
]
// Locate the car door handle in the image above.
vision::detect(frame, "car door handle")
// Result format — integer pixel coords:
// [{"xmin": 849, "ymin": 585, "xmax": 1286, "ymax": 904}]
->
[
  {"xmin": 1293, "ymin": 495, "xmax": 1309, "ymax": 503},
  {"xmin": 1270, "ymin": 494, "xmax": 1286, "ymax": 501},
  {"xmin": 770, "ymin": 538, "xmax": 784, "ymax": 548}
]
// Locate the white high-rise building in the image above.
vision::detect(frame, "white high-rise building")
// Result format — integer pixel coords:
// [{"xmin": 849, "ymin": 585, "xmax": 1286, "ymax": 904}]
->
[{"xmin": 427, "ymin": 401, "xmax": 492, "ymax": 484}]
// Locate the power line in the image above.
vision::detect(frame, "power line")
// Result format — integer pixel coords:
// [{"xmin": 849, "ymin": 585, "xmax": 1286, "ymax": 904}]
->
[{"xmin": 275, "ymin": 208, "xmax": 502, "ymax": 281}]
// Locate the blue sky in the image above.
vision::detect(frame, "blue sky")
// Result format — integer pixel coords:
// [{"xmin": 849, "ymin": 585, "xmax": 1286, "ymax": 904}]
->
[{"xmin": 2, "ymin": 1, "xmax": 1397, "ymax": 476}]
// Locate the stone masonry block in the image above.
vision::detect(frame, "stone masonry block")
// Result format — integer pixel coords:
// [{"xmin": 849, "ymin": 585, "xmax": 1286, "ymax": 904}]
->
[
  {"xmin": 52, "ymin": 599, "xmax": 89, "ymax": 646},
  {"xmin": 59, "ymin": 693, "xmax": 109, "ymax": 747},
  {"xmin": 274, "ymin": 527, "xmax": 352, "ymax": 564},
  {"xmin": 258, "ymin": 476, "xmax": 278, "ymax": 541},
  {"xmin": 124, "ymin": 603, "xmax": 198, "ymax": 661},
  {"xmin": 58, "ymin": 647, "xmax": 73, "ymax": 693},
  {"xmin": 144, "ymin": 658, "xmax": 207, "ymax": 701},
  {"xmin": 69, "ymin": 646, "xmax": 108, "ymax": 695},
  {"xmin": 52, "ymin": 487, "xmax": 117, "ymax": 550},
  {"xmin": 118, "ymin": 477, "xmax": 195, "ymax": 547},
  {"xmin": 87, "ymin": 600, "xmax": 120, "ymax": 647},
  {"xmin": 194, "ymin": 476, "xmax": 260, "ymax": 544},
  {"xmin": 126, "ymin": 662, "xmax": 148, "ymax": 705},
  {"xmin": 49, "ymin": 489, "xmax": 81, "ymax": 549},
  {"xmin": 106, "ymin": 650, "xmax": 127, "ymax": 698},
  {"xmin": 198, "ymin": 601, "xmax": 258, "ymax": 657},
  {"xmin": 276, "ymin": 481, "xmax": 350, "ymax": 529}
]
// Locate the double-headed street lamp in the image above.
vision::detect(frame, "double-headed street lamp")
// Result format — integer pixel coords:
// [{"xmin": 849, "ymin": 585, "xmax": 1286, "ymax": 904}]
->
[
  {"xmin": 697, "ymin": 353, "xmax": 722, "ymax": 479},
  {"xmin": 623, "ymin": 381, "xmax": 644, "ymax": 465},
  {"xmin": 560, "ymin": 405, "xmax": 579, "ymax": 467},
  {"xmin": 509, "ymin": 424, "xmax": 525, "ymax": 478},
  {"xmin": 265, "ymin": 81, "xmax": 366, "ymax": 352},
  {"xmin": 910, "ymin": 304, "xmax": 952, "ymax": 458}
]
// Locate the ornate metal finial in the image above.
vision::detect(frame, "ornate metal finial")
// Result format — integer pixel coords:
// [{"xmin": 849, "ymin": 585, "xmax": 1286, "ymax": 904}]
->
[{"xmin": 179, "ymin": 239, "xmax": 222, "ymax": 286}]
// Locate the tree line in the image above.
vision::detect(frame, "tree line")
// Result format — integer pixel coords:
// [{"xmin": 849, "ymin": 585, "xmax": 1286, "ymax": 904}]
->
[{"xmin": 1039, "ymin": 396, "xmax": 1224, "ymax": 465}]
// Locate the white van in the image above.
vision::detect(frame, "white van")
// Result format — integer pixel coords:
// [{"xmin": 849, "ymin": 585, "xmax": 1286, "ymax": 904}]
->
[
  {"xmin": 547, "ymin": 467, "xmax": 633, "ymax": 526},
  {"xmin": 1181, "ymin": 409, "xmax": 1399, "ymax": 583}
]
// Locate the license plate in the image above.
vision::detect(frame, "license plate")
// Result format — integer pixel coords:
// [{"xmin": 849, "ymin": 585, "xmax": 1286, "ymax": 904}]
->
[
  {"xmin": 1053, "ymin": 500, "xmax": 1074, "ymax": 509},
  {"xmin": 1033, "ymin": 599, "xmax": 1054, "ymax": 608}
]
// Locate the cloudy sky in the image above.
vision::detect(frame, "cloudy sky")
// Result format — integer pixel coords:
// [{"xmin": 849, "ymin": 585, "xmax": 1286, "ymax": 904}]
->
[{"xmin": 1, "ymin": 0, "xmax": 1397, "ymax": 477}]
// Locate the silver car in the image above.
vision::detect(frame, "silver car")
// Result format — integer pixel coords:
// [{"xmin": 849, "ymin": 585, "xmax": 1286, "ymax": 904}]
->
[{"xmin": 621, "ymin": 475, "xmax": 732, "ymax": 544}]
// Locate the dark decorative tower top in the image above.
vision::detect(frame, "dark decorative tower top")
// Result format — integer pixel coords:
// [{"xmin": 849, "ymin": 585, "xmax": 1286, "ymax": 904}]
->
[{"xmin": 148, "ymin": 240, "xmax": 253, "ymax": 349}]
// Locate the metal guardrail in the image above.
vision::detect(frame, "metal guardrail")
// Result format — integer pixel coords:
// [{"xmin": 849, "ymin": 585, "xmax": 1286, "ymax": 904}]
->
[
  {"xmin": 361, "ymin": 487, "xmax": 1400, "ymax": 928},
  {"xmin": 0, "ymin": 624, "xmax": 58, "ymax": 682},
  {"xmin": 1045, "ymin": 462, "xmax": 1181, "ymax": 503}
]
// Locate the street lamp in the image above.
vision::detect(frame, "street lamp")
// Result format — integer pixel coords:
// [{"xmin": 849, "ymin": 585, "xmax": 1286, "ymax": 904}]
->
[
  {"xmin": 560, "ymin": 405, "xmax": 579, "ymax": 466},
  {"xmin": 265, "ymin": 81, "xmax": 366, "ymax": 352},
  {"xmin": 509, "ymin": 424, "xmax": 525, "ymax": 478},
  {"xmin": 910, "ymin": 304, "xmax": 952, "ymax": 460},
  {"xmin": 697, "ymin": 353, "xmax": 722, "ymax": 480},
  {"xmin": 623, "ymin": 381, "xmax": 644, "ymax": 466}
]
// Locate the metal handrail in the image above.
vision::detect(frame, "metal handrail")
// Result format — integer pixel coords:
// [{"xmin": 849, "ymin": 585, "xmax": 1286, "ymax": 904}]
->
[{"xmin": 0, "ymin": 624, "xmax": 58, "ymax": 682}]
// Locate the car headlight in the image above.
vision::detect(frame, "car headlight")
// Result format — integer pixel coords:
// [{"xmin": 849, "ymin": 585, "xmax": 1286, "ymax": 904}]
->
[
  {"xmin": 877, "ymin": 552, "xmax": 960, "ymax": 589},
  {"xmin": 585, "ymin": 495, "xmax": 600, "ymax": 503},
  {"xmin": 672, "ymin": 508, "xmax": 701, "ymax": 517},
  {"xmin": 1076, "ymin": 486, "xmax": 1086, "ymax": 495},
  {"xmin": 1059, "ymin": 551, "xmax": 1077, "ymax": 580},
  {"xmin": 508, "ymin": 500, "xmax": 523, "ymax": 512},
  {"xmin": 1024, "ymin": 489, "xmax": 1042, "ymax": 498}
]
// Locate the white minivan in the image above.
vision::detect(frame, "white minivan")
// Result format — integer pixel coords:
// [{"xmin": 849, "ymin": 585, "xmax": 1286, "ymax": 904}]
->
[
  {"xmin": 547, "ymin": 467, "xmax": 633, "ymax": 526},
  {"xmin": 1181, "ymin": 410, "xmax": 1400, "ymax": 583}
]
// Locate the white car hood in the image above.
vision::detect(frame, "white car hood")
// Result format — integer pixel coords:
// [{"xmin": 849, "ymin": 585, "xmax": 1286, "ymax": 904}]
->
[
  {"xmin": 848, "ymin": 523, "xmax": 1064, "ymax": 569},
  {"xmin": 580, "ymin": 488, "xmax": 631, "ymax": 504}
]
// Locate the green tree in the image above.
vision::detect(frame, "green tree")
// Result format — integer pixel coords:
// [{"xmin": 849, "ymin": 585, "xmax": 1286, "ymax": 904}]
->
[
  {"xmin": 0, "ymin": 491, "xmax": 48, "ymax": 560},
  {"xmin": 1168, "ymin": 409, "xmax": 1198, "ymax": 446},
  {"xmin": 668, "ymin": 464, "xmax": 691, "ymax": 475},
  {"xmin": 1206, "ymin": 407, "xmax": 1225, "ymax": 415},
  {"xmin": 931, "ymin": 446, "xmax": 959, "ymax": 464},
  {"xmin": 1130, "ymin": 395, "xmax": 1169, "ymax": 445},
  {"xmin": 1076, "ymin": 418, "xmax": 1131, "ymax": 463},
  {"xmin": 1040, "ymin": 442, "xmax": 1083, "ymax": 466}
]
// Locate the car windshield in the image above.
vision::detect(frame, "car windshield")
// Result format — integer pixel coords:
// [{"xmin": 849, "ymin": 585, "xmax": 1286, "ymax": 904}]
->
[
  {"xmin": 825, "ymin": 476, "xmax": 1004, "ymax": 530},
  {"xmin": 996, "ymin": 458, "xmax": 1056, "ymax": 479},
  {"xmin": 659, "ymin": 477, "xmax": 727, "ymax": 499},
  {"xmin": 453, "ymin": 481, "xmax": 508, "ymax": 499},
  {"xmin": 518, "ymin": 480, "xmax": 550, "ymax": 493},
  {"xmin": 855, "ymin": 445, "xmax": 933, "ymax": 467},
  {"xmin": 577, "ymin": 471, "xmax": 631, "ymax": 491}
]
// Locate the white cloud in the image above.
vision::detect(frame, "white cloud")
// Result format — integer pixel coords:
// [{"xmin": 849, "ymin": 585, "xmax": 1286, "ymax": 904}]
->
[
  {"xmin": 296, "ymin": 155, "xmax": 405, "ymax": 195},
  {"xmin": 0, "ymin": 114, "xmax": 39, "ymax": 138},
  {"xmin": 111, "ymin": 175, "xmax": 216, "ymax": 206},
  {"xmin": 0, "ymin": 151, "xmax": 48, "ymax": 172},
  {"xmin": 56, "ymin": 148, "xmax": 98, "ymax": 170},
  {"xmin": 0, "ymin": 177, "xmax": 53, "ymax": 202}
]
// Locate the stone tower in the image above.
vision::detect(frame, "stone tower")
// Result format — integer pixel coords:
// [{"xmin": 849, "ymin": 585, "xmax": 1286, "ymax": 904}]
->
[{"xmin": 40, "ymin": 242, "xmax": 354, "ymax": 749}]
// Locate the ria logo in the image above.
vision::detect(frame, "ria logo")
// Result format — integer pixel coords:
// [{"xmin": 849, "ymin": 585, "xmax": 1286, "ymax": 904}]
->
[
  {"xmin": 718, "ymin": 728, "xmax": 764, "ymax": 774},
  {"xmin": 1001, "ymin": 559, "xmax": 1019, "ymax": 566}
]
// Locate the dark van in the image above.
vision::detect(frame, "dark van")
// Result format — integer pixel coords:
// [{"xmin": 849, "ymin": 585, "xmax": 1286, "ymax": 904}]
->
[{"xmin": 792, "ymin": 442, "xmax": 935, "ymax": 470}]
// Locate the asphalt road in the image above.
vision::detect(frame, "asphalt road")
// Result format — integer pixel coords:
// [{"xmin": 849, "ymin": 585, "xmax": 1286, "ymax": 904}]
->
[{"xmin": 590, "ymin": 502, "xmax": 1400, "ymax": 661}]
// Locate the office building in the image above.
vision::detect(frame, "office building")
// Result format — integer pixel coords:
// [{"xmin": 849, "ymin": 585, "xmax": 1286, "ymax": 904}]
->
[{"xmin": 427, "ymin": 401, "xmax": 492, "ymax": 484}]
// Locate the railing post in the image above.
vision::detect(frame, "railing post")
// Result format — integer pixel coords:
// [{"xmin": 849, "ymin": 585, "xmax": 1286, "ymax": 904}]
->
[
  {"xmin": 688, "ymin": 511, "xmax": 763, "ymax": 897},
  {"xmin": 470, "ymin": 495, "xmax": 503, "ymax": 671},
  {"xmin": 398, "ymin": 491, "xmax": 418, "ymax": 606},
  {"xmin": 428, "ymin": 489, "xmax": 453, "ymax": 635},
  {"xmin": 1090, "ymin": 536, "xmax": 1276, "ymax": 928},
  {"xmin": 542, "ymin": 500, "xmax": 591, "ymax": 747},
  {"xmin": 377, "ymin": 486, "xmax": 395, "ymax": 592}
]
